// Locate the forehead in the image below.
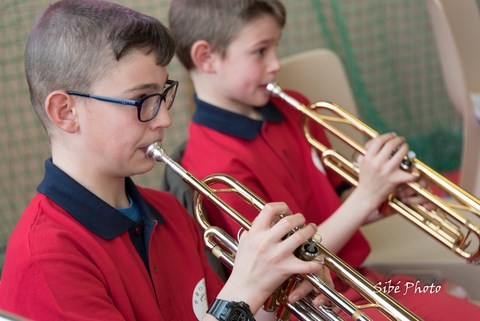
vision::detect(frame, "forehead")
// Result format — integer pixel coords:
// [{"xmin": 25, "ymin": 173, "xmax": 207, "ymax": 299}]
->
[
  {"xmin": 230, "ymin": 15, "xmax": 282, "ymax": 48},
  {"xmin": 92, "ymin": 50, "xmax": 169, "ymax": 93}
]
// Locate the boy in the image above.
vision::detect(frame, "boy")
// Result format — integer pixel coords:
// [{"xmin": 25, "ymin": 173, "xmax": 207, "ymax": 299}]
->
[
  {"xmin": 0, "ymin": 1, "xmax": 330, "ymax": 320},
  {"xmin": 168, "ymin": 0, "xmax": 480, "ymax": 319}
]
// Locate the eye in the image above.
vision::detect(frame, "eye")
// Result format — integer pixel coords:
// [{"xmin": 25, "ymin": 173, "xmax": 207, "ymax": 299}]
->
[
  {"xmin": 133, "ymin": 93, "xmax": 150, "ymax": 101},
  {"xmin": 254, "ymin": 47, "xmax": 267, "ymax": 57}
]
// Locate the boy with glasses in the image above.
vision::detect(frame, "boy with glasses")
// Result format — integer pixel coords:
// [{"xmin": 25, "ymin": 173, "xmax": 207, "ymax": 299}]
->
[{"xmin": 0, "ymin": 1, "xmax": 329, "ymax": 320}]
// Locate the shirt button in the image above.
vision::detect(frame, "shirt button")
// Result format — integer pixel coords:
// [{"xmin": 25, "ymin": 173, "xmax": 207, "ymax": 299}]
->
[
  {"xmin": 134, "ymin": 226, "xmax": 142, "ymax": 235},
  {"xmin": 153, "ymin": 266, "xmax": 158, "ymax": 273}
]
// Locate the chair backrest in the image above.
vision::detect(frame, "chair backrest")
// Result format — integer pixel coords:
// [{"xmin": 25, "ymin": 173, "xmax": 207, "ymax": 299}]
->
[
  {"xmin": 425, "ymin": 0, "xmax": 470, "ymax": 116},
  {"xmin": 276, "ymin": 48, "xmax": 364, "ymax": 161},
  {"xmin": 425, "ymin": 0, "xmax": 480, "ymax": 196},
  {"xmin": 0, "ymin": 311, "xmax": 30, "ymax": 321},
  {"xmin": 439, "ymin": 0, "xmax": 480, "ymax": 93}
]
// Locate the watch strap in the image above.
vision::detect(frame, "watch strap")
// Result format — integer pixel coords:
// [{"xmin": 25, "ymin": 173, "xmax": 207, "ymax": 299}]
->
[{"xmin": 207, "ymin": 299, "xmax": 255, "ymax": 321}]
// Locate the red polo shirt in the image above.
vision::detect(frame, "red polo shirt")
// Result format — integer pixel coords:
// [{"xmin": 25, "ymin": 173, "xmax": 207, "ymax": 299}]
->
[
  {"xmin": 0, "ymin": 159, "xmax": 223, "ymax": 321},
  {"xmin": 181, "ymin": 90, "xmax": 370, "ymax": 269}
]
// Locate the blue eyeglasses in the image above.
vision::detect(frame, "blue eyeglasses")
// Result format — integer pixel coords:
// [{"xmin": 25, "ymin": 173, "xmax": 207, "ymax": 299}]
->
[{"xmin": 66, "ymin": 80, "xmax": 178, "ymax": 122}]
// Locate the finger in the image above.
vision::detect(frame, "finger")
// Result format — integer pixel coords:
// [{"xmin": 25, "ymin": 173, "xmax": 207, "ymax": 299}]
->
[
  {"xmin": 401, "ymin": 195, "xmax": 427, "ymax": 205},
  {"xmin": 355, "ymin": 154, "xmax": 364, "ymax": 166},
  {"xmin": 379, "ymin": 136, "xmax": 408, "ymax": 163},
  {"xmin": 276, "ymin": 221, "xmax": 317, "ymax": 253},
  {"xmin": 386, "ymin": 145, "xmax": 418, "ymax": 178},
  {"xmin": 365, "ymin": 133, "xmax": 397, "ymax": 155},
  {"xmin": 416, "ymin": 177, "xmax": 430, "ymax": 188},
  {"xmin": 269, "ymin": 212, "xmax": 308, "ymax": 237},
  {"xmin": 287, "ymin": 274, "xmax": 328, "ymax": 304},
  {"xmin": 312, "ymin": 294, "xmax": 331, "ymax": 308},
  {"xmin": 287, "ymin": 279, "xmax": 314, "ymax": 303},
  {"xmin": 395, "ymin": 184, "xmax": 417, "ymax": 198},
  {"xmin": 321, "ymin": 265, "xmax": 334, "ymax": 289},
  {"xmin": 251, "ymin": 202, "xmax": 292, "ymax": 231}
]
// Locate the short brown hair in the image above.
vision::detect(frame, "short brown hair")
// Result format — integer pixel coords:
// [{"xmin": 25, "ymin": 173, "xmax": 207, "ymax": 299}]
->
[
  {"xmin": 168, "ymin": 0, "xmax": 286, "ymax": 70},
  {"xmin": 25, "ymin": 0, "xmax": 176, "ymax": 131}
]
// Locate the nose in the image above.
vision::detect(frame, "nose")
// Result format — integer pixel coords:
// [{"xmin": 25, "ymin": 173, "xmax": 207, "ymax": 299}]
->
[
  {"xmin": 268, "ymin": 52, "xmax": 281, "ymax": 73},
  {"xmin": 149, "ymin": 102, "xmax": 172, "ymax": 130}
]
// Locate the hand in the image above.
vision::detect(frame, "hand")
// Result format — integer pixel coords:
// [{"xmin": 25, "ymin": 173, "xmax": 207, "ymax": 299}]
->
[
  {"xmin": 355, "ymin": 133, "xmax": 417, "ymax": 210},
  {"xmin": 394, "ymin": 176, "xmax": 436, "ymax": 211},
  {"xmin": 287, "ymin": 259, "xmax": 335, "ymax": 308},
  {"xmin": 217, "ymin": 202, "xmax": 324, "ymax": 313}
]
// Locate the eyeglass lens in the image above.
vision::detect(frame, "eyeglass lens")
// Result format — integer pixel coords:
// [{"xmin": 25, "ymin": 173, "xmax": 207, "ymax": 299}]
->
[{"xmin": 139, "ymin": 82, "xmax": 177, "ymax": 121}]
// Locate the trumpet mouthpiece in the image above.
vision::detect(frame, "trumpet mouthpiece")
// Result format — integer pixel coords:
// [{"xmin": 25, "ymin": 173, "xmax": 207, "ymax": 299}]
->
[
  {"xmin": 146, "ymin": 141, "xmax": 166, "ymax": 162},
  {"xmin": 266, "ymin": 82, "xmax": 281, "ymax": 96}
]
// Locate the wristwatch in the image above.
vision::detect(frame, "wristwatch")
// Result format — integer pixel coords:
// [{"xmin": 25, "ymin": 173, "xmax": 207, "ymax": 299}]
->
[{"xmin": 207, "ymin": 299, "xmax": 255, "ymax": 321}]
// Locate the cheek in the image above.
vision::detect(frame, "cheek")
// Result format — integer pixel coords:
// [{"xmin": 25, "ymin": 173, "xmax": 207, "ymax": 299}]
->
[
  {"xmin": 229, "ymin": 70, "xmax": 260, "ymax": 93},
  {"xmin": 82, "ymin": 111, "xmax": 140, "ymax": 150},
  {"xmin": 225, "ymin": 58, "xmax": 260, "ymax": 81}
]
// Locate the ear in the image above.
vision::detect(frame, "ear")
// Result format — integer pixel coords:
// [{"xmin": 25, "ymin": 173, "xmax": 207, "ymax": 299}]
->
[
  {"xmin": 190, "ymin": 40, "xmax": 218, "ymax": 73},
  {"xmin": 45, "ymin": 91, "xmax": 80, "ymax": 133}
]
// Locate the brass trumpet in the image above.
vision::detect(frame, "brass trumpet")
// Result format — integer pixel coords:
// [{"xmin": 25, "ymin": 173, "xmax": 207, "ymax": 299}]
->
[
  {"xmin": 266, "ymin": 82, "xmax": 480, "ymax": 265},
  {"xmin": 146, "ymin": 142, "xmax": 421, "ymax": 321}
]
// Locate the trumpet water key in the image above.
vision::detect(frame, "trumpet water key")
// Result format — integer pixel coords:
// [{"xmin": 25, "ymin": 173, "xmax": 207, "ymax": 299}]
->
[
  {"xmin": 146, "ymin": 142, "xmax": 421, "ymax": 321},
  {"xmin": 266, "ymin": 82, "xmax": 480, "ymax": 265}
]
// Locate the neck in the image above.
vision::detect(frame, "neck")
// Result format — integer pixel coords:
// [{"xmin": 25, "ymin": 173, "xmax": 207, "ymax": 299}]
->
[{"xmin": 51, "ymin": 143, "xmax": 129, "ymax": 208}]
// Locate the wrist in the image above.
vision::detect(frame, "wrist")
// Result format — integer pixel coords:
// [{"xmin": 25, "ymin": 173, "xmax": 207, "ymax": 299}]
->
[
  {"xmin": 345, "ymin": 188, "xmax": 380, "ymax": 216},
  {"xmin": 217, "ymin": 278, "xmax": 265, "ymax": 313}
]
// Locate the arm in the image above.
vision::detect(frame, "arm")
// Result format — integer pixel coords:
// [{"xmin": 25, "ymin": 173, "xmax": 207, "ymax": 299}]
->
[{"xmin": 317, "ymin": 133, "xmax": 417, "ymax": 253}]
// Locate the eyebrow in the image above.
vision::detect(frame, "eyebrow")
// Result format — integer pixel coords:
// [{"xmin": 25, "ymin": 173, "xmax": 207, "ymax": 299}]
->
[
  {"xmin": 122, "ymin": 75, "xmax": 170, "ymax": 94},
  {"xmin": 123, "ymin": 83, "xmax": 161, "ymax": 94}
]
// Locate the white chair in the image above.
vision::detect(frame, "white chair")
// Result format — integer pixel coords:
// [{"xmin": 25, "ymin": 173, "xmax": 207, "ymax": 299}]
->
[
  {"xmin": 438, "ymin": 0, "xmax": 480, "ymax": 93},
  {"xmin": 425, "ymin": 0, "xmax": 480, "ymax": 197},
  {"xmin": 276, "ymin": 48, "xmax": 364, "ymax": 157}
]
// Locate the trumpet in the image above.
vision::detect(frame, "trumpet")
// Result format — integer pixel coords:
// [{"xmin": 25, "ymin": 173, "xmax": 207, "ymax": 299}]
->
[
  {"xmin": 266, "ymin": 82, "xmax": 480, "ymax": 265},
  {"xmin": 146, "ymin": 142, "xmax": 421, "ymax": 321}
]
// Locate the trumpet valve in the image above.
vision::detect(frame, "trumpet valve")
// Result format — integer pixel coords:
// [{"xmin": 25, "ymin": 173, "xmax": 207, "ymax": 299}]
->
[
  {"xmin": 295, "ymin": 240, "xmax": 322, "ymax": 262},
  {"xmin": 400, "ymin": 150, "xmax": 417, "ymax": 171}
]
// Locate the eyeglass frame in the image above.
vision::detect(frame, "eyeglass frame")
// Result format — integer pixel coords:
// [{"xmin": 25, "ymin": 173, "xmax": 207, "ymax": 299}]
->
[{"xmin": 66, "ymin": 79, "xmax": 178, "ymax": 122}]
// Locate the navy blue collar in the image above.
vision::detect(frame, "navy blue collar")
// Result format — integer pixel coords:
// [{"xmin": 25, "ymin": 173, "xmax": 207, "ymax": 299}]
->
[
  {"xmin": 37, "ymin": 159, "xmax": 164, "ymax": 240},
  {"xmin": 192, "ymin": 95, "xmax": 284, "ymax": 140}
]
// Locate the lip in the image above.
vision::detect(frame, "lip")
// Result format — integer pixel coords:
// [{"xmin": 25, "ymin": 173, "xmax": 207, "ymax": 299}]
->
[
  {"xmin": 262, "ymin": 82, "xmax": 275, "ymax": 92},
  {"xmin": 140, "ymin": 140, "xmax": 162, "ymax": 153}
]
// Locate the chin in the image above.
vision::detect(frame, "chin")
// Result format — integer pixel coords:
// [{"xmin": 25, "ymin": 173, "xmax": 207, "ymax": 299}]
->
[
  {"xmin": 257, "ymin": 99, "xmax": 270, "ymax": 108},
  {"xmin": 252, "ymin": 94, "xmax": 270, "ymax": 107},
  {"xmin": 130, "ymin": 159, "xmax": 155, "ymax": 177}
]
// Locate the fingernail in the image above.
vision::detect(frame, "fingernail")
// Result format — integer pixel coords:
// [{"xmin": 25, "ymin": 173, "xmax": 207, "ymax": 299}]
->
[{"xmin": 312, "ymin": 232, "xmax": 322, "ymax": 243}]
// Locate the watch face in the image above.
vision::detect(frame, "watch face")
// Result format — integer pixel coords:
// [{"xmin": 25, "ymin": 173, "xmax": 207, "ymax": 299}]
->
[{"xmin": 229, "ymin": 308, "xmax": 249, "ymax": 321}]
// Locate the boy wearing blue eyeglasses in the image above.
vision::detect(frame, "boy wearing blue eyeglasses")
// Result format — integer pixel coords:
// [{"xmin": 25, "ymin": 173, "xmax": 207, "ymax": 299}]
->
[{"xmin": 0, "ymin": 1, "xmax": 331, "ymax": 320}]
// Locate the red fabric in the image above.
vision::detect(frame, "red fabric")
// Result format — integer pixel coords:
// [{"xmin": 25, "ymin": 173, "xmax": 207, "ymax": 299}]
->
[{"xmin": 0, "ymin": 188, "xmax": 223, "ymax": 321}]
